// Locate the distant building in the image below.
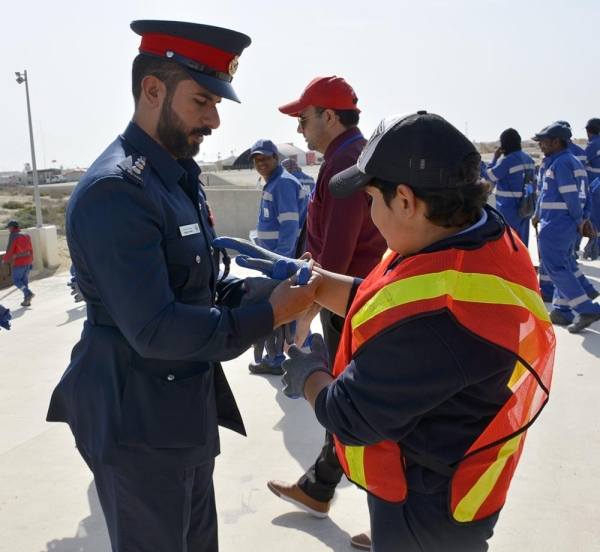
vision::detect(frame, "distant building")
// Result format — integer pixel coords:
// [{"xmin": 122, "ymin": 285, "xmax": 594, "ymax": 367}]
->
[
  {"xmin": 26, "ymin": 167, "xmax": 62, "ymax": 184},
  {"xmin": 230, "ymin": 142, "xmax": 318, "ymax": 170},
  {"xmin": 63, "ymin": 169, "xmax": 87, "ymax": 182}
]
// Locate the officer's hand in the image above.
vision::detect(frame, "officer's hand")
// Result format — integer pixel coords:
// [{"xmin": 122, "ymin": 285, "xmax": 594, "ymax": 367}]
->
[
  {"xmin": 241, "ymin": 277, "xmax": 297, "ymax": 360},
  {"xmin": 212, "ymin": 236, "xmax": 312, "ymax": 279},
  {"xmin": 531, "ymin": 215, "xmax": 540, "ymax": 228},
  {"xmin": 282, "ymin": 334, "xmax": 330, "ymax": 399},
  {"xmin": 270, "ymin": 269, "xmax": 322, "ymax": 328},
  {"xmin": 494, "ymin": 147, "xmax": 503, "ymax": 159}
]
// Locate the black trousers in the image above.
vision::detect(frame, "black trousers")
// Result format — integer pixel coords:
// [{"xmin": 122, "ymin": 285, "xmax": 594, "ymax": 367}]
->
[
  {"xmin": 297, "ymin": 309, "xmax": 345, "ymax": 502},
  {"xmin": 78, "ymin": 444, "xmax": 218, "ymax": 552},
  {"xmin": 368, "ymin": 489, "xmax": 499, "ymax": 552}
]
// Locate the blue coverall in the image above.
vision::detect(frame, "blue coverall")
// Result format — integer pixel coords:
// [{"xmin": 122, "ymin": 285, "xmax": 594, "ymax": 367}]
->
[
  {"xmin": 486, "ymin": 151, "xmax": 536, "ymax": 246},
  {"xmin": 536, "ymin": 149, "xmax": 600, "ymax": 322}
]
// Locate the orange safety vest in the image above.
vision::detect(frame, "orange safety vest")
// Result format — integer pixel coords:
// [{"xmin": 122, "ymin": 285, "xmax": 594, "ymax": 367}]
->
[{"xmin": 333, "ymin": 228, "xmax": 555, "ymax": 523}]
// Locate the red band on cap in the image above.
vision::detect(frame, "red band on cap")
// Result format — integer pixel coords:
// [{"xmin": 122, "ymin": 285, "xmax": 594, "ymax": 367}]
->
[{"xmin": 139, "ymin": 33, "xmax": 233, "ymax": 73}]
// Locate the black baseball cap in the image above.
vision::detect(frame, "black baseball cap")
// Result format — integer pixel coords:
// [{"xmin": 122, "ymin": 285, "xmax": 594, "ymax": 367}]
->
[
  {"xmin": 329, "ymin": 111, "xmax": 478, "ymax": 198},
  {"xmin": 585, "ymin": 118, "xmax": 600, "ymax": 131},
  {"xmin": 131, "ymin": 20, "xmax": 251, "ymax": 103}
]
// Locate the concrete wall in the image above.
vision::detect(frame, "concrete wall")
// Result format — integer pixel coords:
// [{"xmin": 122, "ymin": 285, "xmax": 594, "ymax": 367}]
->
[
  {"xmin": 0, "ymin": 225, "xmax": 60, "ymax": 272},
  {"xmin": 205, "ymin": 188, "xmax": 262, "ymax": 240}
]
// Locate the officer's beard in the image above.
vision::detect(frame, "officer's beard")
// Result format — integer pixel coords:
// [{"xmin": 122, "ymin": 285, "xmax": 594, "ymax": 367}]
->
[{"xmin": 157, "ymin": 97, "xmax": 212, "ymax": 160}]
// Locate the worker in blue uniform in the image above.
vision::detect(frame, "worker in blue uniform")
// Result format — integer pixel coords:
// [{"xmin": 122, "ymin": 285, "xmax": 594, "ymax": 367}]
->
[
  {"xmin": 531, "ymin": 123, "xmax": 600, "ymax": 333},
  {"xmin": 249, "ymin": 139, "xmax": 308, "ymax": 374},
  {"xmin": 583, "ymin": 177, "xmax": 600, "ymax": 260},
  {"xmin": 585, "ymin": 118, "xmax": 600, "ymax": 183},
  {"xmin": 486, "ymin": 128, "xmax": 536, "ymax": 246},
  {"xmin": 45, "ymin": 20, "xmax": 320, "ymax": 552},
  {"xmin": 554, "ymin": 120, "xmax": 587, "ymax": 164},
  {"xmin": 282, "ymin": 157, "xmax": 316, "ymax": 197}
]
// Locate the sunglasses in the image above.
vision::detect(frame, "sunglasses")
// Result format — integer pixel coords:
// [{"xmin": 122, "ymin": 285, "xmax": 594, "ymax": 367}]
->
[{"xmin": 297, "ymin": 110, "xmax": 324, "ymax": 128}]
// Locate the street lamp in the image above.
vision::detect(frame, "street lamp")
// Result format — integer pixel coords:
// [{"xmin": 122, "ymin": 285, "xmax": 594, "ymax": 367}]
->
[{"xmin": 15, "ymin": 70, "xmax": 43, "ymax": 228}]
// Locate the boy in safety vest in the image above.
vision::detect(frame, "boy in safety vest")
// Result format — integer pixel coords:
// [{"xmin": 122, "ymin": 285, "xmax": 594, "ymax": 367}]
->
[{"xmin": 227, "ymin": 112, "xmax": 556, "ymax": 551}]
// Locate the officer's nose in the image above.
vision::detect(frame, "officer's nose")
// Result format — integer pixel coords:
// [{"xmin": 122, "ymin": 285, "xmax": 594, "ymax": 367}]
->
[{"xmin": 203, "ymin": 104, "xmax": 220, "ymax": 130}]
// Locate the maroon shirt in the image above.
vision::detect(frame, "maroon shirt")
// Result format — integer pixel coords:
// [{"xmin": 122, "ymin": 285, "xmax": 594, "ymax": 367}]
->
[{"xmin": 306, "ymin": 127, "xmax": 386, "ymax": 277}]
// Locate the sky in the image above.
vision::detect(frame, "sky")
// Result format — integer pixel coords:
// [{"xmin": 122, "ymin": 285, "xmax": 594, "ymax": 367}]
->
[{"xmin": 1, "ymin": 0, "xmax": 598, "ymax": 171}]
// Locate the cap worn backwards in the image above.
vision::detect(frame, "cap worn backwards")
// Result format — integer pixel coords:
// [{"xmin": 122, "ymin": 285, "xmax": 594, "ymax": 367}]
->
[
  {"xmin": 278, "ymin": 76, "xmax": 360, "ymax": 117},
  {"xmin": 130, "ymin": 20, "xmax": 251, "ymax": 103},
  {"xmin": 329, "ymin": 111, "xmax": 478, "ymax": 198},
  {"xmin": 249, "ymin": 139, "xmax": 279, "ymax": 160}
]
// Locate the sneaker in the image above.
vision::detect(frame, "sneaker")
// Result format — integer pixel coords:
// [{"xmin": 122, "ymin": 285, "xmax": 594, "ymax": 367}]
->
[
  {"xmin": 350, "ymin": 532, "xmax": 372, "ymax": 551},
  {"xmin": 74, "ymin": 294, "xmax": 84, "ymax": 303},
  {"xmin": 267, "ymin": 480, "xmax": 330, "ymax": 518},
  {"xmin": 21, "ymin": 292, "xmax": 35, "ymax": 307},
  {"xmin": 588, "ymin": 290, "xmax": 600, "ymax": 301},
  {"xmin": 248, "ymin": 359, "xmax": 283, "ymax": 375},
  {"xmin": 567, "ymin": 313, "xmax": 600, "ymax": 333},
  {"xmin": 549, "ymin": 310, "xmax": 571, "ymax": 326}
]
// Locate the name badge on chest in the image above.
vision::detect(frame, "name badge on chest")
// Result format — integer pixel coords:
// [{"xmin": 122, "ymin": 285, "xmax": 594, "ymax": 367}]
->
[{"xmin": 179, "ymin": 223, "xmax": 201, "ymax": 237}]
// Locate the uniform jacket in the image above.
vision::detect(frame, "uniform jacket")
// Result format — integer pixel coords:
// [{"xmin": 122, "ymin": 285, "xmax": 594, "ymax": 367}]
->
[
  {"xmin": 290, "ymin": 169, "xmax": 315, "ymax": 196},
  {"xmin": 47, "ymin": 122, "xmax": 274, "ymax": 470},
  {"xmin": 3, "ymin": 230, "xmax": 33, "ymax": 266},
  {"xmin": 256, "ymin": 165, "xmax": 307, "ymax": 256},
  {"xmin": 585, "ymin": 134, "xmax": 600, "ymax": 182},
  {"xmin": 486, "ymin": 150, "xmax": 536, "ymax": 212},
  {"xmin": 537, "ymin": 148, "xmax": 588, "ymax": 239},
  {"xmin": 568, "ymin": 141, "xmax": 587, "ymax": 165}
]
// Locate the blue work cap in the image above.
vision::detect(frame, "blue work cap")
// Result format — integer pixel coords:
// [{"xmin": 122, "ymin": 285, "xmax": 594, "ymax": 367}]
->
[
  {"xmin": 535, "ymin": 123, "xmax": 572, "ymax": 142},
  {"xmin": 249, "ymin": 139, "xmax": 279, "ymax": 159}
]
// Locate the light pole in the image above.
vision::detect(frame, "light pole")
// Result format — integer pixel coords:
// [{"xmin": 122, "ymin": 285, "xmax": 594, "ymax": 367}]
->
[{"xmin": 15, "ymin": 70, "xmax": 43, "ymax": 228}]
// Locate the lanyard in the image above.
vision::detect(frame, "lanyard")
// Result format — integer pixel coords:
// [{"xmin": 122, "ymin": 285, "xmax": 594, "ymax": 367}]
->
[{"xmin": 330, "ymin": 133, "xmax": 364, "ymax": 160}]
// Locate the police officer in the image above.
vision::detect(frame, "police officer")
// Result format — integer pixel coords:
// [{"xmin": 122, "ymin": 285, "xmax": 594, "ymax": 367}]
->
[{"xmin": 46, "ymin": 20, "xmax": 319, "ymax": 552}]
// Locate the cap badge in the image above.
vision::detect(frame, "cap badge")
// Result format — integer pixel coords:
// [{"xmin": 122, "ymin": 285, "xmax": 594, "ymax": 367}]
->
[
  {"xmin": 166, "ymin": 50, "xmax": 174, "ymax": 58},
  {"xmin": 228, "ymin": 55, "xmax": 239, "ymax": 76}
]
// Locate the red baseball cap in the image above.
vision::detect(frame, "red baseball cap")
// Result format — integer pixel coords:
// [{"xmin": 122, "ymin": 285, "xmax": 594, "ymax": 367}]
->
[{"xmin": 278, "ymin": 76, "xmax": 360, "ymax": 117}]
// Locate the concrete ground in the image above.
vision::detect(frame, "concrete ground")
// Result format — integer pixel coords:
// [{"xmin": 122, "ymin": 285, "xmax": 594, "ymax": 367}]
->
[{"xmin": 1, "ymin": 253, "xmax": 599, "ymax": 552}]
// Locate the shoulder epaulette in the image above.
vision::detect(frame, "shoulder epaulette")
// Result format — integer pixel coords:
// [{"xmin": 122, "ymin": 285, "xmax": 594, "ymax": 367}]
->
[{"xmin": 118, "ymin": 154, "xmax": 150, "ymax": 186}]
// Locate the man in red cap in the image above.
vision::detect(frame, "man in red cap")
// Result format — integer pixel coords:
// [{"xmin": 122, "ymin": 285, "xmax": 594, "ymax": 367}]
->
[
  {"xmin": 46, "ymin": 20, "xmax": 320, "ymax": 552},
  {"xmin": 267, "ymin": 77, "xmax": 386, "ymax": 550}
]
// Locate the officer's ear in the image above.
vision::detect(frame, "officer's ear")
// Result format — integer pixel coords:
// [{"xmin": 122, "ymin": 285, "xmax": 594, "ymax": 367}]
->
[{"xmin": 139, "ymin": 75, "xmax": 167, "ymax": 110}]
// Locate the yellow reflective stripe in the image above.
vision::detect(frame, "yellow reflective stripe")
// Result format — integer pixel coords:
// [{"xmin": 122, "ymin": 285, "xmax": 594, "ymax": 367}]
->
[
  {"xmin": 345, "ymin": 446, "xmax": 367, "ymax": 489},
  {"xmin": 352, "ymin": 270, "xmax": 549, "ymax": 332},
  {"xmin": 453, "ymin": 434, "xmax": 523, "ymax": 522},
  {"xmin": 507, "ymin": 360, "xmax": 528, "ymax": 390}
]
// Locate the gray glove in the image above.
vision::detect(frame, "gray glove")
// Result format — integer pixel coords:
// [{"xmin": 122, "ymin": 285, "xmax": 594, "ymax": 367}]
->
[
  {"xmin": 282, "ymin": 334, "xmax": 330, "ymax": 399},
  {"xmin": 212, "ymin": 237, "xmax": 312, "ymax": 279},
  {"xmin": 241, "ymin": 277, "xmax": 293, "ymax": 361}
]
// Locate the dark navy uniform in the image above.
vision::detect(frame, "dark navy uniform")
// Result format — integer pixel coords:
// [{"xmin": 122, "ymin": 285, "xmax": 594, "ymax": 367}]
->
[
  {"xmin": 47, "ymin": 121, "xmax": 272, "ymax": 550},
  {"xmin": 47, "ymin": 19, "xmax": 257, "ymax": 552}
]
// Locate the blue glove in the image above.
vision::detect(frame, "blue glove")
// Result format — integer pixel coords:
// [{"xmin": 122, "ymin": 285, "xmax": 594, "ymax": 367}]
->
[
  {"xmin": 281, "ymin": 334, "xmax": 330, "ymax": 399},
  {"xmin": 0, "ymin": 305, "xmax": 12, "ymax": 331},
  {"xmin": 212, "ymin": 237, "xmax": 312, "ymax": 280}
]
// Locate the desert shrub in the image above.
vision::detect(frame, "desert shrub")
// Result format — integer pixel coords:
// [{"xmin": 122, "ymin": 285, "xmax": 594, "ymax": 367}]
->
[{"xmin": 2, "ymin": 201, "xmax": 26, "ymax": 209}]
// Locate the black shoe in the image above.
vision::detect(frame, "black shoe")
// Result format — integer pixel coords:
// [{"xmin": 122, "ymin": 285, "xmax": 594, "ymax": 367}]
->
[
  {"xmin": 549, "ymin": 310, "xmax": 571, "ymax": 326},
  {"xmin": 248, "ymin": 359, "xmax": 284, "ymax": 375},
  {"xmin": 21, "ymin": 292, "xmax": 35, "ymax": 307},
  {"xmin": 587, "ymin": 290, "xmax": 600, "ymax": 300},
  {"xmin": 568, "ymin": 313, "xmax": 600, "ymax": 333}
]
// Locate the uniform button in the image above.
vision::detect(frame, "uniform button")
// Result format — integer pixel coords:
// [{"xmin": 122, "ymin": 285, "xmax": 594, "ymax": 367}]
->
[
  {"xmin": 215, "ymin": 292, "xmax": 219, "ymax": 302},
  {"xmin": 195, "ymin": 255, "xmax": 201, "ymax": 264},
  {"xmin": 167, "ymin": 374, "xmax": 175, "ymax": 381},
  {"xmin": 210, "ymin": 247, "xmax": 215, "ymax": 255}
]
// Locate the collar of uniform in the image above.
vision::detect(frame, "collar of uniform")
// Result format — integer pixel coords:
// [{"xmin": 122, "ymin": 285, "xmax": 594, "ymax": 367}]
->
[
  {"xmin": 323, "ymin": 127, "xmax": 362, "ymax": 162},
  {"xmin": 122, "ymin": 121, "xmax": 185, "ymax": 190},
  {"xmin": 265, "ymin": 165, "xmax": 284, "ymax": 186},
  {"xmin": 547, "ymin": 148, "xmax": 570, "ymax": 164}
]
